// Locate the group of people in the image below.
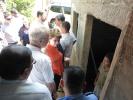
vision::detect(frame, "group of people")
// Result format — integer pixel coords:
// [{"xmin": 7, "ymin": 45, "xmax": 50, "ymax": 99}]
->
[
  {"xmin": 0, "ymin": 8, "xmax": 113, "ymax": 100},
  {"xmin": 0, "ymin": 9, "xmax": 25, "ymax": 46},
  {"xmin": 0, "ymin": 45, "xmax": 98, "ymax": 100}
]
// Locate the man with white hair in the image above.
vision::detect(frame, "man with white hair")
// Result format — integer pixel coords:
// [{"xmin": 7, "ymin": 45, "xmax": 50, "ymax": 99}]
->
[{"xmin": 27, "ymin": 26, "xmax": 55, "ymax": 93}]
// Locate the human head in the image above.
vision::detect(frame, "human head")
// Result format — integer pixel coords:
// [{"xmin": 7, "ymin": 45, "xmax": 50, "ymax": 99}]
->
[
  {"xmin": 49, "ymin": 28, "xmax": 61, "ymax": 47},
  {"xmin": 103, "ymin": 53, "xmax": 113, "ymax": 72},
  {"xmin": 29, "ymin": 26, "xmax": 49, "ymax": 48},
  {"xmin": 55, "ymin": 14, "xmax": 65, "ymax": 27},
  {"xmin": 0, "ymin": 45, "xmax": 33, "ymax": 80},
  {"xmin": 61, "ymin": 66, "xmax": 85, "ymax": 95},
  {"xmin": 37, "ymin": 10, "xmax": 47, "ymax": 22},
  {"xmin": 10, "ymin": 8, "xmax": 18, "ymax": 17},
  {"xmin": 4, "ymin": 15, "xmax": 12, "ymax": 24},
  {"xmin": 49, "ymin": 18, "xmax": 55, "ymax": 29},
  {"xmin": 3, "ymin": 12, "xmax": 12, "ymax": 24},
  {"xmin": 60, "ymin": 21, "xmax": 70, "ymax": 33}
]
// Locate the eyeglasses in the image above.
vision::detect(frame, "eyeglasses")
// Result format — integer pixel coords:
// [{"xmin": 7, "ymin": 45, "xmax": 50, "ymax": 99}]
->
[{"xmin": 32, "ymin": 58, "xmax": 36, "ymax": 64}]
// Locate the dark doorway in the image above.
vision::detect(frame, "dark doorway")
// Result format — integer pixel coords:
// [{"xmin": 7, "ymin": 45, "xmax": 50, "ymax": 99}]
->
[{"xmin": 85, "ymin": 18, "xmax": 121, "ymax": 92}]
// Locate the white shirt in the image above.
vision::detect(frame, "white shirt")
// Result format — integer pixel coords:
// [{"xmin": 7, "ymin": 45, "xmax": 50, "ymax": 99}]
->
[
  {"xmin": 4, "ymin": 15, "xmax": 23, "ymax": 43},
  {"xmin": 1, "ymin": 23, "xmax": 18, "ymax": 43},
  {"xmin": 0, "ymin": 31, "xmax": 8, "ymax": 52},
  {"xmin": 30, "ymin": 20, "xmax": 49, "ymax": 30},
  {"xmin": 0, "ymin": 79, "xmax": 52, "ymax": 100},
  {"xmin": 60, "ymin": 33, "xmax": 74, "ymax": 58},
  {"xmin": 27, "ymin": 45, "xmax": 54, "ymax": 85}
]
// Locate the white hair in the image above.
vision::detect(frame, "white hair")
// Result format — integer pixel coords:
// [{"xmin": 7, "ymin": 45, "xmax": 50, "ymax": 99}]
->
[{"xmin": 29, "ymin": 26, "xmax": 49, "ymax": 46}]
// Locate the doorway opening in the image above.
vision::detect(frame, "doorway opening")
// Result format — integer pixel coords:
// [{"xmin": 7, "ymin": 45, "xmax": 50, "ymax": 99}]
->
[{"xmin": 85, "ymin": 17, "xmax": 121, "ymax": 92}]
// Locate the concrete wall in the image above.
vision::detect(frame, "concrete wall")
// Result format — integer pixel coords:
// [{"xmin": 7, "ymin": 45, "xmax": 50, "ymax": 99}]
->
[
  {"xmin": 100, "ymin": 11, "xmax": 133, "ymax": 100},
  {"xmin": 70, "ymin": 13, "xmax": 93, "ymax": 71},
  {"xmin": 70, "ymin": 0, "xmax": 133, "ymax": 69},
  {"xmin": 72, "ymin": 0, "xmax": 133, "ymax": 29},
  {"xmin": 70, "ymin": 0, "xmax": 133, "ymax": 99}
]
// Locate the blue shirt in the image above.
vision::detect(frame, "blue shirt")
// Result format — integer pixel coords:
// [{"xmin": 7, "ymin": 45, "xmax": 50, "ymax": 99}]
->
[{"xmin": 58, "ymin": 93, "xmax": 98, "ymax": 100}]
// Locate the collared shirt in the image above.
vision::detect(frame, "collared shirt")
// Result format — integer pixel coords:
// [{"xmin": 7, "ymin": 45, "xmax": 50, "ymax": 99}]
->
[
  {"xmin": 0, "ymin": 79, "xmax": 52, "ymax": 100},
  {"xmin": 60, "ymin": 33, "xmax": 74, "ymax": 58},
  {"xmin": 58, "ymin": 93, "xmax": 98, "ymax": 100},
  {"xmin": 27, "ymin": 44, "xmax": 54, "ymax": 85},
  {"xmin": 30, "ymin": 20, "xmax": 49, "ymax": 30}
]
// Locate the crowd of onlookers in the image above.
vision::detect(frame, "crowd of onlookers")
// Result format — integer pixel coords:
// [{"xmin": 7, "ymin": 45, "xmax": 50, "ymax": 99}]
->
[{"xmin": 0, "ymin": 8, "xmax": 113, "ymax": 100}]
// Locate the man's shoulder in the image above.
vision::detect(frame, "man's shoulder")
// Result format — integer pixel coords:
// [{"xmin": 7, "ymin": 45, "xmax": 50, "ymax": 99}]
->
[
  {"xmin": 21, "ymin": 82, "xmax": 51, "ymax": 96},
  {"xmin": 85, "ymin": 92, "xmax": 98, "ymax": 100},
  {"xmin": 27, "ymin": 82, "xmax": 50, "ymax": 93},
  {"xmin": 27, "ymin": 45, "xmax": 51, "ymax": 62},
  {"xmin": 35, "ymin": 52, "xmax": 51, "ymax": 62},
  {"xmin": 0, "ymin": 81, "xmax": 49, "ymax": 94},
  {"xmin": 58, "ymin": 93, "xmax": 98, "ymax": 100},
  {"xmin": 0, "ymin": 82, "xmax": 52, "ymax": 100},
  {"xmin": 33, "ymin": 52, "xmax": 51, "ymax": 68},
  {"xmin": 58, "ymin": 96, "xmax": 72, "ymax": 100}
]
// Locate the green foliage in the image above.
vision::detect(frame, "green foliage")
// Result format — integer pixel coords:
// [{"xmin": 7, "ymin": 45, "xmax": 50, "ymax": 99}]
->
[{"xmin": 6, "ymin": 0, "xmax": 35, "ymax": 19}]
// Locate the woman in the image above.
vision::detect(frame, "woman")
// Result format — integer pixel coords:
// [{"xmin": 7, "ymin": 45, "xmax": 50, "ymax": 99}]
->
[
  {"xmin": 94, "ymin": 53, "xmax": 113, "ymax": 98},
  {"xmin": 44, "ymin": 28, "xmax": 64, "ymax": 90}
]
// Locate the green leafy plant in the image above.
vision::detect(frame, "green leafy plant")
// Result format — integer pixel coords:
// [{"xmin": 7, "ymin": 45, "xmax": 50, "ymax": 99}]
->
[{"xmin": 6, "ymin": 0, "xmax": 35, "ymax": 20}]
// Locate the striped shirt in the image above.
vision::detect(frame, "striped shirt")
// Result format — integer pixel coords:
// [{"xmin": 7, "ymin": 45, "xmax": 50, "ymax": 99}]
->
[
  {"xmin": 0, "ymin": 79, "xmax": 52, "ymax": 100},
  {"xmin": 27, "ymin": 45, "xmax": 54, "ymax": 84}
]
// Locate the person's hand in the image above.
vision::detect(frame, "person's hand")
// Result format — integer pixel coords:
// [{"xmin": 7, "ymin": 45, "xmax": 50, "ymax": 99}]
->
[{"xmin": 46, "ymin": 82, "xmax": 56, "ymax": 93}]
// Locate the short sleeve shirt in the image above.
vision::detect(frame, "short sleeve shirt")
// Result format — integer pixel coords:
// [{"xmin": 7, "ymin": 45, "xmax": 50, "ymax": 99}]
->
[{"xmin": 27, "ymin": 45, "xmax": 54, "ymax": 84}]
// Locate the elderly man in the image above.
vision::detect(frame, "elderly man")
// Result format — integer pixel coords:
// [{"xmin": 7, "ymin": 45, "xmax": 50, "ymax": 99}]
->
[
  {"xmin": 0, "ymin": 45, "xmax": 52, "ymax": 100},
  {"xmin": 58, "ymin": 66, "xmax": 98, "ymax": 100},
  {"xmin": 27, "ymin": 26, "xmax": 55, "ymax": 93}
]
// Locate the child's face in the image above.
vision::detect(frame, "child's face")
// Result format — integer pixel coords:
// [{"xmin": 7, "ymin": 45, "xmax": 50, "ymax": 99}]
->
[{"xmin": 103, "ymin": 57, "xmax": 110, "ymax": 72}]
